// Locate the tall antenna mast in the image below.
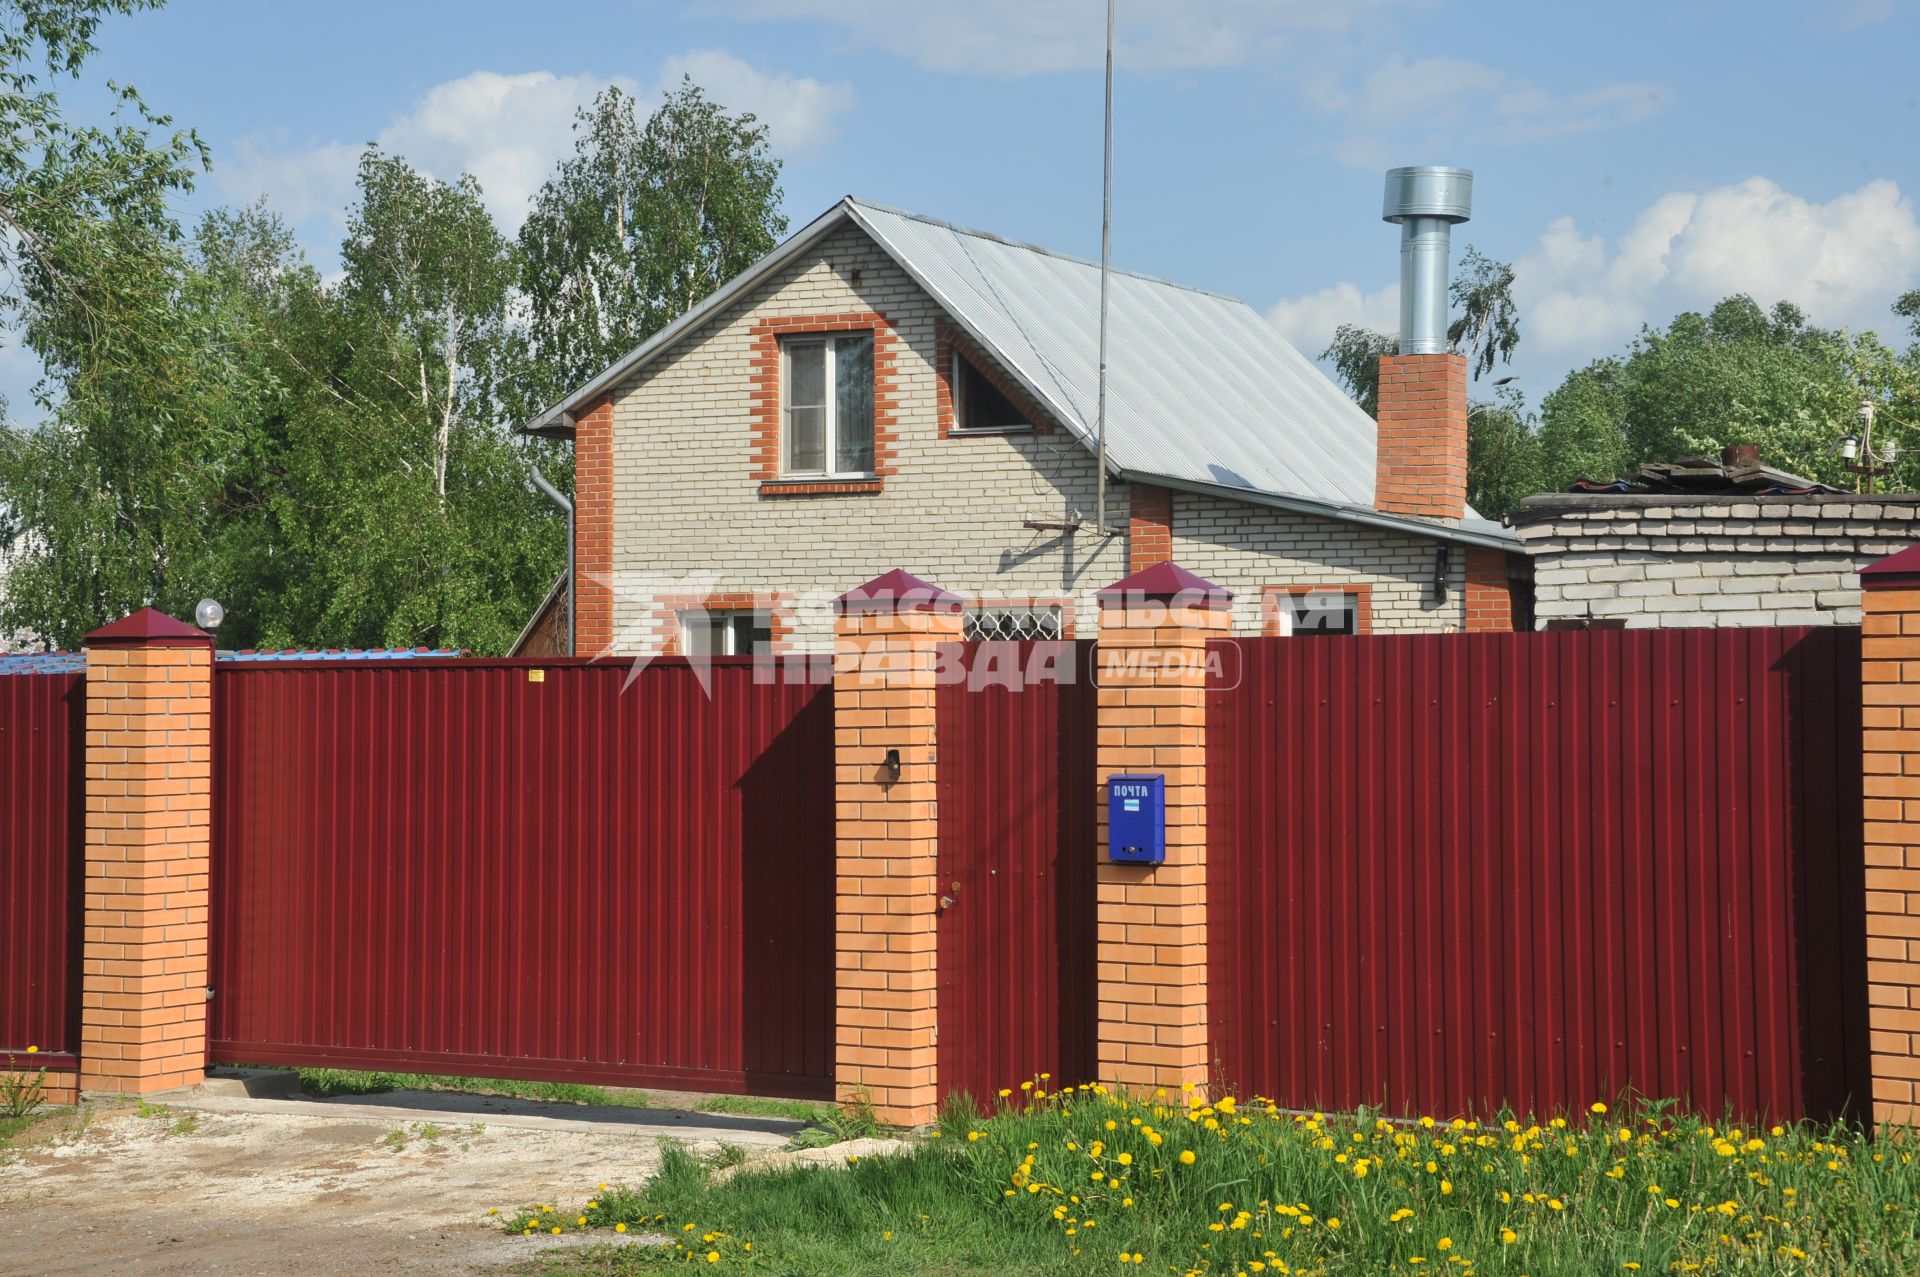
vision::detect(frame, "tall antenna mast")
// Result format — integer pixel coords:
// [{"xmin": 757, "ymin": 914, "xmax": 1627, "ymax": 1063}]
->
[{"xmin": 1095, "ymin": 0, "xmax": 1114, "ymax": 536}]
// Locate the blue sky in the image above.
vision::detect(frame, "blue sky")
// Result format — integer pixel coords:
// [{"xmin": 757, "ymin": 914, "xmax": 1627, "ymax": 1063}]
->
[{"xmin": 13, "ymin": 0, "xmax": 1920, "ymax": 421}]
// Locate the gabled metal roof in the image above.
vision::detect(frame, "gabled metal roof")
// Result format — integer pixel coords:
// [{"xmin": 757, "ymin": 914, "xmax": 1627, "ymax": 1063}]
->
[{"xmin": 522, "ymin": 196, "xmax": 1517, "ymax": 549}]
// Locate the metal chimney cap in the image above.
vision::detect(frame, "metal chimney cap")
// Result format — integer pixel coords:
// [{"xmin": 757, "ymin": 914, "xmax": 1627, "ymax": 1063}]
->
[{"xmin": 1383, "ymin": 166, "xmax": 1473, "ymax": 224}]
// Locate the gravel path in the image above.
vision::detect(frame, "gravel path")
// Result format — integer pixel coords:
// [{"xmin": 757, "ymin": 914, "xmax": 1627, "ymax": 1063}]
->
[{"xmin": 0, "ymin": 1085, "xmax": 801, "ymax": 1276}]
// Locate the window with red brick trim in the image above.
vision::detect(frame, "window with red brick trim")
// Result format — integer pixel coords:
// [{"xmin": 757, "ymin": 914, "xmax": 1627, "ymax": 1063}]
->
[
  {"xmin": 934, "ymin": 322, "xmax": 1055, "ymax": 439},
  {"xmin": 1262, "ymin": 584, "xmax": 1374, "ymax": 636},
  {"xmin": 749, "ymin": 312, "xmax": 901, "ymax": 496}
]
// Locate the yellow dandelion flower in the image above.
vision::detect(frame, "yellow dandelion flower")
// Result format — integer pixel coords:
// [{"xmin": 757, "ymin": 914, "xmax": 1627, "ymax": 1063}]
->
[{"xmin": 1179, "ymin": 1150, "xmax": 1196, "ymax": 1165}]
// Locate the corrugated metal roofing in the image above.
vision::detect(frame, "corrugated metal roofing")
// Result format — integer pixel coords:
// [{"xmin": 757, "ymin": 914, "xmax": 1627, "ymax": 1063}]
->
[
  {"xmin": 847, "ymin": 199, "xmax": 1384, "ymax": 509},
  {"xmin": 524, "ymin": 196, "xmax": 1515, "ymax": 546}
]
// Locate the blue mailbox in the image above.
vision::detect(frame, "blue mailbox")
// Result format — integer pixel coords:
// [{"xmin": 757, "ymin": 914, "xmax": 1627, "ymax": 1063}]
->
[{"xmin": 1107, "ymin": 773, "xmax": 1165, "ymax": 865}]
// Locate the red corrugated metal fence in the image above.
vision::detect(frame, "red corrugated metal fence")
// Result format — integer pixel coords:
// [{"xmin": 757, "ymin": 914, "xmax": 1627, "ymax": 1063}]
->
[
  {"xmin": 0, "ymin": 673, "xmax": 83, "ymax": 1062},
  {"xmin": 209, "ymin": 657, "xmax": 835, "ymax": 1097},
  {"xmin": 1207, "ymin": 628, "xmax": 1866, "ymax": 1122},
  {"xmin": 936, "ymin": 641, "xmax": 1098, "ymax": 1103}
]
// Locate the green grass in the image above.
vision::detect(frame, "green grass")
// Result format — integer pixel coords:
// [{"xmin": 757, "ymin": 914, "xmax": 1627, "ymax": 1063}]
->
[
  {"xmin": 0, "ymin": 1113, "xmax": 37, "ymax": 1148},
  {"xmin": 692, "ymin": 1095, "xmax": 835, "ymax": 1123},
  {"xmin": 294, "ymin": 1067, "xmax": 652, "ymax": 1109},
  {"xmin": 497, "ymin": 1088, "xmax": 1920, "ymax": 1276}
]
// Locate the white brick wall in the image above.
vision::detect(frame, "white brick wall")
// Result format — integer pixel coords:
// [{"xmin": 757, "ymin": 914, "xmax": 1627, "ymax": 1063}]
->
[
  {"xmin": 1171, "ymin": 492, "xmax": 1467, "ymax": 633},
  {"xmin": 602, "ymin": 222, "xmax": 1474, "ymax": 646},
  {"xmin": 1514, "ymin": 496, "xmax": 1920, "ymax": 628}
]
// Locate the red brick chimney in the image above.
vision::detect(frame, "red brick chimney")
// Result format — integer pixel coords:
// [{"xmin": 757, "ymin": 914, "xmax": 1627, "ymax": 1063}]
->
[{"xmin": 1374, "ymin": 352, "xmax": 1468, "ymax": 520}]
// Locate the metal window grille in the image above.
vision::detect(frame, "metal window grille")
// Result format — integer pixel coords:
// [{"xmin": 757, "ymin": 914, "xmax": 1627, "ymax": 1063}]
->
[{"xmin": 964, "ymin": 606, "xmax": 1064, "ymax": 642}]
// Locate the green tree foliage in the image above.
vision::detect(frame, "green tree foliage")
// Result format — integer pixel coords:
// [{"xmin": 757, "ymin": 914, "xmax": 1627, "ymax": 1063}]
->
[
  {"xmin": 1448, "ymin": 247, "xmax": 1520, "ymax": 381},
  {"xmin": 1319, "ymin": 323, "xmax": 1396, "ymax": 419},
  {"xmin": 516, "ymin": 80, "xmax": 786, "ymax": 416},
  {"xmin": 0, "ymin": 8, "xmax": 789, "ymax": 652},
  {"xmin": 1465, "ymin": 384, "xmax": 1541, "ymax": 520},
  {"xmin": 1535, "ymin": 296, "xmax": 1918, "ymax": 493}
]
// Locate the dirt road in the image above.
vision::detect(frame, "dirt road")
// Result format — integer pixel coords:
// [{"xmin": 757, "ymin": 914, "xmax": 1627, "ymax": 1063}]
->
[{"xmin": 0, "ymin": 1084, "xmax": 798, "ymax": 1276}]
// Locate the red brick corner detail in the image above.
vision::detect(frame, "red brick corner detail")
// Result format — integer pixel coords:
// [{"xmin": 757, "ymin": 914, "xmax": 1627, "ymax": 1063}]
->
[
  {"xmin": 1127, "ymin": 483, "xmax": 1173, "ymax": 574},
  {"xmin": 1465, "ymin": 548, "xmax": 1519, "ymax": 634},
  {"xmin": 574, "ymin": 393, "xmax": 616, "ymax": 659},
  {"xmin": 749, "ymin": 312, "xmax": 902, "ymax": 485}
]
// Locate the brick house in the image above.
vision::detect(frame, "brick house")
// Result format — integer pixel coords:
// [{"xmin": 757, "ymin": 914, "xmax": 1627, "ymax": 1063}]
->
[{"xmin": 512, "ymin": 197, "xmax": 1526, "ymax": 655}]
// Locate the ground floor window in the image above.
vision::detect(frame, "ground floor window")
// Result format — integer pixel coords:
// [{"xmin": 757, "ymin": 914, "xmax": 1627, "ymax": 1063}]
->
[
  {"xmin": 680, "ymin": 609, "xmax": 772, "ymax": 656},
  {"xmin": 1264, "ymin": 586, "xmax": 1371, "ymax": 636}
]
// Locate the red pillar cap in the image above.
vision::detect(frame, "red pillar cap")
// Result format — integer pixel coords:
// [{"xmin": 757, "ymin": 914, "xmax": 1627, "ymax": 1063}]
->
[
  {"xmin": 834, "ymin": 569, "xmax": 965, "ymax": 616},
  {"xmin": 1861, "ymin": 544, "xmax": 1920, "ymax": 592},
  {"xmin": 1097, "ymin": 562, "xmax": 1234, "ymax": 610},
  {"xmin": 84, "ymin": 607, "xmax": 213, "ymax": 648}
]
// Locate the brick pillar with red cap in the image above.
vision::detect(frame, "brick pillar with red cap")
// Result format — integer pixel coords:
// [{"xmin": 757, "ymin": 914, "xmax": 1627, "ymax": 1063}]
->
[
  {"xmin": 1093, "ymin": 562, "xmax": 1232, "ymax": 1094},
  {"xmin": 832, "ymin": 570, "xmax": 963, "ymax": 1125},
  {"xmin": 78, "ymin": 608, "xmax": 215, "ymax": 1094}
]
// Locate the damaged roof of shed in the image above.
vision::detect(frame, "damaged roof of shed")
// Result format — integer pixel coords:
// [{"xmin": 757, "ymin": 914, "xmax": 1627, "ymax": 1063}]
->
[{"xmin": 520, "ymin": 196, "xmax": 1518, "ymax": 550}]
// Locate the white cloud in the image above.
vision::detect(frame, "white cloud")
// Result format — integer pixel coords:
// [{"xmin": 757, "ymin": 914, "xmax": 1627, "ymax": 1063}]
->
[
  {"xmin": 718, "ymin": 0, "xmax": 1386, "ymax": 75},
  {"xmin": 1306, "ymin": 54, "xmax": 1669, "ymax": 165},
  {"xmin": 1265, "ymin": 280, "xmax": 1399, "ymax": 356},
  {"xmin": 1516, "ymin": 177, "xmax": 1920, "ymax": 357},
  {"xmin": 1267, "ymin": 177, "xmax": 1920, "ymax": 382},
  {"xmin": 656, "ymin": 50, "xmax": 856, "ymax": 155},
  {"xmin": 216, "ymin": 54, "xmax": 855, "ymax": 238}
]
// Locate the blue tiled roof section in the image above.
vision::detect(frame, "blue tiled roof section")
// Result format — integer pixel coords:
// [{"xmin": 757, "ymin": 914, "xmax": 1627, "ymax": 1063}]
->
[
  {"xmin": 221, "ymin": 649, "xmax": 464, "ymax": 662},
  {"xmin": 0, "ymin": 652, "xmax": 86, "ymax": 675},
  {"xmin": 0, "ymin": 648, "xmax": 463, "ymax": 674}
]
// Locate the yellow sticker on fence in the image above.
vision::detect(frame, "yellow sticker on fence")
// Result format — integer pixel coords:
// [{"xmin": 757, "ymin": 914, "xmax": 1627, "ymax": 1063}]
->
[{"xmin": 527, "ymin": 669, "xmax": 545, "ymax": 683}]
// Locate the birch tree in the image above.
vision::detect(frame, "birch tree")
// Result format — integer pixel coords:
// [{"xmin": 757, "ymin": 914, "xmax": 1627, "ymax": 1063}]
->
[{"xmin": 515, "ymin": 80, "xmax": 786, "ymax": 418}]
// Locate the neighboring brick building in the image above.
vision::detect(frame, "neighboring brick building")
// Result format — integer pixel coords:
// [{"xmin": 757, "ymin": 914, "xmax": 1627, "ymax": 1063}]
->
[
  {"xmin": 1512, "ymin": 451, "xmax": 1917, "ymax": 628},
  {"xmin": 515, "ymin": 197, "xmax": 1525, "ymax": 653}
]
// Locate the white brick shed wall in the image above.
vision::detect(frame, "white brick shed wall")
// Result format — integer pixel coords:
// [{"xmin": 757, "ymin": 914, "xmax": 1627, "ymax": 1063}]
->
[{"xmin": 1513, "ymin": 496, "xmax": 1920, "ymax": 628}]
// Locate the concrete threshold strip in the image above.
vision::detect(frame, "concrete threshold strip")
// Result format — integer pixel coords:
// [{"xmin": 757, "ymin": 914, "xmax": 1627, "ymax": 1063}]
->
[{"xmin": 145, "ymin": 1067, "xmax": 802, "ymax": 1148}]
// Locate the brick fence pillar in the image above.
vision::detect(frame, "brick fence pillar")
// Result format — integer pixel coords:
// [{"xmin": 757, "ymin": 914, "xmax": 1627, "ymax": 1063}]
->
[
  {"xmin": 1861, "ymin": 547, "xmax": 1920, "ymax": 1124},
  {"xmin": 832, "ymin": 570, "xmax": 962, "ymax": 1126},
  {"xmin": 1093, "ymin": 563, "xmax": 1232, "ymax": 1094},
  {"xmin": 79, "ymin": 608, "xmax": 214, "ymax": 1094}
]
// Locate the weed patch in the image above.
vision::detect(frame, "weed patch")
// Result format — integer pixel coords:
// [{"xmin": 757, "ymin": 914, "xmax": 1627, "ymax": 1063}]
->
[
  {"xmin": 693, "ymin": 1096, "xmax": 834, "ymax": 1123},
  {"xmin": 294, "ymin": 1068, "xmax": 651, "ymax": 1109},
  {"xmin": 500, "ymin": 1086, "xmax": 1920, "ymax": 1276}
]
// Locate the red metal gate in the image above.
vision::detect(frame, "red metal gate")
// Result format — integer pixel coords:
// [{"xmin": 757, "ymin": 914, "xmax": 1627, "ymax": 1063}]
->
[
  {"xmin": 935, "ymin": 641, "xmax": 1098, "ymax": 1105},
  {"xmin": 0, "ymin": 672, "xmax": 83, "ymax": 1064},
  {"xmin": 210, "ymin": 657, "xmax": 835, "ymax": 1097},
  {"xmin": 1207, "ymin": 627, "xmax": 1866, "ymax": 1122}
]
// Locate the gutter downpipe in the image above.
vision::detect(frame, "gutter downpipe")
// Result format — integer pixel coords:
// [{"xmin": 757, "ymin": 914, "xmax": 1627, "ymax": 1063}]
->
[{"xmin": 529, "ymin": 466, "xmax": 575, "ymax": 656}]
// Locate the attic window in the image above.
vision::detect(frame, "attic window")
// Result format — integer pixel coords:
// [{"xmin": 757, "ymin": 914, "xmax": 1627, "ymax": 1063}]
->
[{"xmin": 952, "ymin": 351, "xmax": 1030, "ymax": 432}]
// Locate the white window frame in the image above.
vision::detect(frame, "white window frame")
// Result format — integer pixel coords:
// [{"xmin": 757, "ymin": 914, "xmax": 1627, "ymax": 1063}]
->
[
  {"xmin": 680, "ymin": 609, "xmax": 771, "ymax": 656},
  {"xmin": 782, "ymin": 333, "xmax": 874, "ymax": 478},
  {"xmin": 1272, "ymin": 590, "xmax": 1360, "ymax": 637}
]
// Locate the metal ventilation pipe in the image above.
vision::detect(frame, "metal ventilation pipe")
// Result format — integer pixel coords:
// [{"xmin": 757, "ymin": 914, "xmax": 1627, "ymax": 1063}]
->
[{"xmin": 1382, "ymin": 166, "xmax": 1473, "ymax": 355}]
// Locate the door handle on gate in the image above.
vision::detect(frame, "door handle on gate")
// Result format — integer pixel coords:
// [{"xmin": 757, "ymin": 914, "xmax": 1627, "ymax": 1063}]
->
[{"xmin": 939, "ymin": 895, "xmax": 954, "ymax": 910}]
